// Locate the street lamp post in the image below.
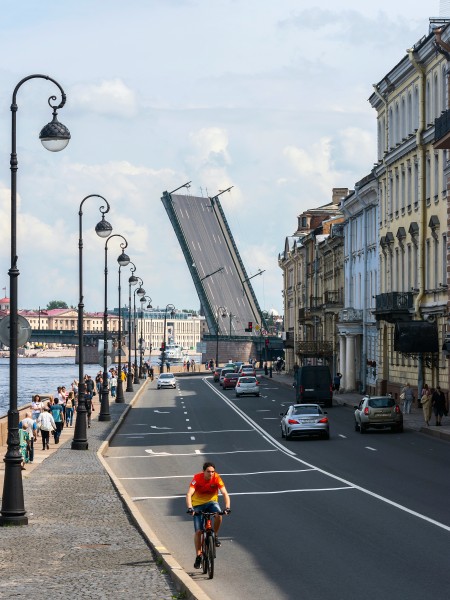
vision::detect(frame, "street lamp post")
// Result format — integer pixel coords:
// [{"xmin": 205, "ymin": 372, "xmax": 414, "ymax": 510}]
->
[
  {"xmin": 215, "ymin": 306, "xmax": 227, "ymax": 368},
  {"xmin": 115, "ymin": 264, "xmax": 125, "ymax": 403},
  {"xmin": 139, "ymin": 295, "xmax": 152, "ymax": 377},
  {"xmin": 1, "ymin": 75, "xmax": 70, "ymax": 527},
  {"xmin": 161, "ymin": 304, "xmax": 175, "ymax": 372},
  {"xmin": 100, "ymin": 235, "xmax": 130, "ymax": 422},
  {"xmin": 126, "ymin": 263, "xmax": 138, "ymax": 392},
  {"xmin": 72, "ymin": 195, "xmax": 112, "ymax": 451},
  {"xmin": 134, "ymin": 279, "xmax": 145, "ymax": 383}
]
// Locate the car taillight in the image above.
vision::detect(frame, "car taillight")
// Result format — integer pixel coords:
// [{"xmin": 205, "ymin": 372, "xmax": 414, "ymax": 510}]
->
[
  {"xmin": 288, "ymin": 419, "xmax": 298, "ymax": 424},
  {"xmin": 395, "ymin": 405, "xmax": 401, "ymax": 413},
  {"xmin": 364, "ymin": 407, "xmax": 369, "ymax": 415},
  {"xmin": 236, "ymin": 383, "xmax": 240, "ymax": 387},
  {"xmin": 256, "ymin": 380, "xmax": 259, "ymax": 385},
  {"xmin": 318, "ymin": 417, "xmax": 328, "ymax": 423}
]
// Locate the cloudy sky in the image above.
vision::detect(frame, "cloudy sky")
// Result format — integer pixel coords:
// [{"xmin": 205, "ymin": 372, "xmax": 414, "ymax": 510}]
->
[{"xmin": 0, "ymin": 0, "xmax": 441, "ymax": 316}]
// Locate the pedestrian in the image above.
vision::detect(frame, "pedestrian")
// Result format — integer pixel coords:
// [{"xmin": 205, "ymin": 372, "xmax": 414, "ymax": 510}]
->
[
  {"xmin": 186, "ymin": 461, "xmax": 231, "ymax": 569},
  {"xmin": 333, "ymin": 373, "xmax": 342, "ymax": 392},
  {"xmin": 31, "ymin": 394, "xmax": 43, "ymax": 436},
  {"xmin": 50, "ymin": 398, "xmax": 64, "ymax": 444},
  {"xmin": 65, "ymin": 391, "xmax": 75, "ymax": 427},
  {"xmin": 19, "ymin": 422, "xmax": 30, "ymax": 469},
  {"xmin": 186, "ymin": 360, "xmax": 190, "ymax": 372},
  {"xmin": 110, "ymin": 373, "xmax": 117, "ymax": 397},
  {"xmin": 420, "ymin": 384, "xmax": 432, "ymax": 425},
  {"xmin": 149, "ymin": 365, "xmax": 154, "ymax": 381},
  {"xmin": 431, "ymin": 385, "xmax": 447, "ymax": 426},
  {"xmin": 21, "ymin": 412, "xmax": 36, "ymax": 463},
  {"xmin": 85, "ymin": 394, "xmax": 93, "ymax": 428},
  {"xmin": 167, "ymin": 361, "xmax": 171, "ymax": 372},
  {"xmin": 191, "ymin": 359, "xmax": 195, "ymax": 372},
  {"xmin": 38, "ymin": 408, "xmax": 56, "ymax": 450},
  {"xmin": 400, "ymin": 383, "xmax": 414, "ymax": 414}
]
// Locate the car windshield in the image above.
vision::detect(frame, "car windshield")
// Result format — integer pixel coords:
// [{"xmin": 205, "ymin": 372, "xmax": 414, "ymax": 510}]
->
[
  {"xmin": 368, "ymin": 398, "xmax": 395, "ymax": 408},
  {"xmin": 160, "ymin": 374, "xmax": 174, "ymax": 379},
  {"xmin": 225, "ymin": 374, "xmax": 239, "ymax": 379},
  {"xmin": 240, "ymin": 377, "xmax": 256, "ymax": 383},
  {"xmin": 293, "ymin": 406, "xmax": 321, "ymax": 415}
]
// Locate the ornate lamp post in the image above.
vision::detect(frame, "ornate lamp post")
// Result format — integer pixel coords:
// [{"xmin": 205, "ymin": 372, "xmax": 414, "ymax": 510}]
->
[
  {"xmin": 126, "ymin": 263, "xmax": 138, "ymax": 392},
  {"xmin": 72, "ymin": 195, "xmax": 112, "ymax": 450},
  {"xmin": 133, "ymin": 279, "xmax": 145, "ymax": 383},
  {"xmin": 139, "ymin": 295, "xmax": 152, "ymax": 377},
  {"xmin": 215, "ymin": 306, "xmax": 227, "ymax": 368},
  {"xmin": 99, "ymin": 235, "xmax": 130, "ymax": 421},
  {"xmin": 161, "ymin": 304, "xmax": 176, "ymax": 372},
  {"xmin": 115, "ymin": 263, "xmax": 126, "ymax": 403},
  {"xmin": 1, "ymin": 75, "xmax": 70, "ymax": 527}
]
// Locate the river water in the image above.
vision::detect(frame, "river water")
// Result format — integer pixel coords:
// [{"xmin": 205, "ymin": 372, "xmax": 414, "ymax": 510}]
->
[{"xmin": 0, "ymin": 357, "xmax": 102, "ymax": 418}]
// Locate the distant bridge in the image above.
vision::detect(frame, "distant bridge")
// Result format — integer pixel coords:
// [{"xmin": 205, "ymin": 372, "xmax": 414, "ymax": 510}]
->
[{"xmin": 28, "ymin": 330, "xmax": 125, "ymax": 346}]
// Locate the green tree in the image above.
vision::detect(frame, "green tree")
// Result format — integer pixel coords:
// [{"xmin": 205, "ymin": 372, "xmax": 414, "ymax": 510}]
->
[{"xmin": 46, "ymin": 300, "xmax": 68, "ymax": 310}]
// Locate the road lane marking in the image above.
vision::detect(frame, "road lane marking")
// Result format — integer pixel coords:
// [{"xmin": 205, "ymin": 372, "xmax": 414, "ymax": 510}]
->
[
  {"xmin": 119, "ymin": 469, "xmax": 316, "ymax": 480},
  {"xmin": 195, "ymin": 449, "xmax": 201, "ymax": 454},
  {"xmin": 203, "ymin": 377, "xmax": 450, "ymax": 533},
  {"xmin": 263, "ymin": 418, "xmax": 279, "ymax": 420},
  {"xmin": 190, "ymin": 436, "xmax": 195, "ymax": 440},
  {"xmin": 117, "ymin": 429, "xmax": 254, "ymax": 436},
  {"xmin": 256, "ymin": 410, "xmax": 271, "ymax": 412},
  {"xmin": 132, "ymin": 487, "xmax": 352, "ymax": 501},
  {"xmin": 365, "ymin": 447, "xmax": 377, "ymax": 451},
  {"xmin": 339, "ymin": 434, "xmax": 347, "ymax": 438},
  {"xmin": 110, "ymin": 449, "xmax": 278, "ymax": 459},
  {"xmin": 150, "ymin": 426, "xmax": 172, "ymax": 430},
  {"xmin": 154, "ymin": 410, "xmax": 170, "ymax": 414}
]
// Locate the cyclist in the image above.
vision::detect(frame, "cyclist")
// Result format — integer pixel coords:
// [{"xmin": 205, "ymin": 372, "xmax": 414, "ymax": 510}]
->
[{"xmin": 186, "ymin": 461, "xmax": 231, "ymax": 569}]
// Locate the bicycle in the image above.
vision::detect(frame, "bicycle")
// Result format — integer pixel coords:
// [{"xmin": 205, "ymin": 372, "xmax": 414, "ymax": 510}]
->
[{"xmin": 188, "ymin": 509, "xmax": 229, "ymax": 579}]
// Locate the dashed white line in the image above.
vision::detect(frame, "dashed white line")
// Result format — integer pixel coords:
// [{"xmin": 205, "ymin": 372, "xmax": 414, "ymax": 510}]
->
[{"xmin": 366, "ymin": 447, "xmax": 377, "ymax": 451}]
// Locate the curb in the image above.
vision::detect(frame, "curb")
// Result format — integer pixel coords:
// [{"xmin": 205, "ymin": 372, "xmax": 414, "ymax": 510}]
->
[{"xmin": 97, "ymin": 381, "xmax": 211, "ymax": 600}]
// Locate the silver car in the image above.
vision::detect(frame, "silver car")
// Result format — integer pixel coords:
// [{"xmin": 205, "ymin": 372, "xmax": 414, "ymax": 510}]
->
[
  {"xmin": 280, "ymin": 404, "xmax": 330, "ymax": 440},
  {"xmin": 354, "ymin": 395, "xmax": 403, "ymax": 433},
  {"xmin": 235, "ymin": 376, "xmax": 260, "ymax": 397},
  {"xmin": 156, "ymin": 373, "xmax": 177, "ymax": 389}
]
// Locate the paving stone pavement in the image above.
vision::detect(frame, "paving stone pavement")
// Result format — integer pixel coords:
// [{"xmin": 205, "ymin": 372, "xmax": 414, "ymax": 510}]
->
[{"xmin": 0, "ymin": 385, "xmax": 177, "ymax": 600}]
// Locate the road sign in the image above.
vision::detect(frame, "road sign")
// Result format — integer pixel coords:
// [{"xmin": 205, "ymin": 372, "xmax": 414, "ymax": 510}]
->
[
  {"xmin": 255, "ymin": 324, "xmax": 260, "ymax": 331},
  {"xmin": 262, "ymin": 329, "xmax": 268, "ymax": 336}
]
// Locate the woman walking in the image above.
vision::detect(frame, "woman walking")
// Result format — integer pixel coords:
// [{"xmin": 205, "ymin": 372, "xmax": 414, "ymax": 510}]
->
[
  {"xmin": 431, "ymin": 386, "xmax": 447, "ymax": 426},
  {"xmin": 65, "ymin": 391, "xmax": 75, "ymax": 427},
  {"xmin": 420, "ymin": 384, "xmax": 432, "ymax": 426}
]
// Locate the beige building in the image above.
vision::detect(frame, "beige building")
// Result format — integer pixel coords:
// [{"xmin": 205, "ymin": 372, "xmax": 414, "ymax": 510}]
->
[
  {"xmin": 279, "ymin": 189, "xmax": 345, "ymax": 374},
  {"xmin": 370, "ymin": 24, "xmax": 449, "ymax": 397}
]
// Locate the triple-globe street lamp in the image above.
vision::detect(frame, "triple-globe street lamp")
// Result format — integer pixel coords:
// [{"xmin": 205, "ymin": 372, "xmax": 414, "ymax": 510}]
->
[
  {"xmin": 139, "ymin": 295, "xmax": 152, "ymax": 377},
  {"xmin": 126, "ymin": 263, "xmax": 138, "ymax": 392},
  {"xmin": 1, "ymin": 75, "xmax": 70, "ymax": 527},
  {"xmin": 161, "ymin": 304, "xmax": 176, "ymax": 372},
  {"xmin": 72, "ymin": 195, "xmax": 112, "ymax": 451},
  {"xmin": 99, "ymin": 235, "xmax": 130, "ymax": 422},
  {"xmin": 133, "ymin": 279, "xmax": 146, "ymax": 383},
  {"xmin": 215, "ymin": 306, "xmax": 227, "ymax": 368}
]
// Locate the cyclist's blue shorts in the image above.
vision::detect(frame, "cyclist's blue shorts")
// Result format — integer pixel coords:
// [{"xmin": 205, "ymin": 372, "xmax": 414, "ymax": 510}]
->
[{"xmin": 193, "ymin": 501, "xmax": 221, "ymax": 532}]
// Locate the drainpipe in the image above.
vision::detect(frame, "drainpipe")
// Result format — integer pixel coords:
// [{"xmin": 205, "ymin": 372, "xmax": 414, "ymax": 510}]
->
[{"xmin": 407, "ymin": 48, "xmax": 426, "ymax": 396}]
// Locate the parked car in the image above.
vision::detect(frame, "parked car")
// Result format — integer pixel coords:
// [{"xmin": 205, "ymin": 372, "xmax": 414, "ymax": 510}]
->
[
  {"xmin": 280, "ymin": 404, "xmax": 330, "ymax": 440},
  {"xmin": 354, "ymin": 395, "xmax": 403, "ymax": 433},
  {"xmin": 293, "ymin": 366, "xmax": 333, "ymax": 408},
  {"xmin": 212, "ymin": 367, "xmax": 221, "ymax": 382},
  {"xmin": 219, "ymin": 368, "xmax": 236, "ymax": 386},
  {"xmin": 235, "ymin": 376, "xmax": 260, "ymax": 397},
  {"xmin": 222, "ymin": 372, "xmax": 240, "ymax": 389},
  {"xmin": 156, "ymin": 373, "xmax": 177, "ymax": 389}
]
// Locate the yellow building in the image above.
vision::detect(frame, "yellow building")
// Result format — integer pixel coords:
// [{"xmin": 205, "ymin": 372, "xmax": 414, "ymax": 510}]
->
[{"xmin": 370, "ymin": 25, "xmax": 448, "ymax": 397}]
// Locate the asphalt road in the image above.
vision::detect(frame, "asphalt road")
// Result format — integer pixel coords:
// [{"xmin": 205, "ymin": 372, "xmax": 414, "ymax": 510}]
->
[{"xmin": 105, "ymin": 375, "xmax": 450, "ymax": 600}]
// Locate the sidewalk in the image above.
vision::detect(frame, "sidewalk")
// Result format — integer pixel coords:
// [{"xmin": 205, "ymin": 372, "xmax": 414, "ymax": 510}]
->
[
  {"xmin": 260, "ymin": 371, "xmax": 450, "ymax": 441},
  {"xmin": 0, "ymin": 383, "xmax": 179, "ymax": 600}
]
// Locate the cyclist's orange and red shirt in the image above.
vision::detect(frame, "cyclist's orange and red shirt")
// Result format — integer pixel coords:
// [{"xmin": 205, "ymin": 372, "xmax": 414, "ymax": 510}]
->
[{"xmin": 189, "ymin": 472, "xmax": 225, "ymax": 506}]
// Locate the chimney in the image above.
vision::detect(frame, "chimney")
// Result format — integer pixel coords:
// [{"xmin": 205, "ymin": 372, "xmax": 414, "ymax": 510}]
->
[{"xmin": 332, "ymin": 187, "xmax": 349, "ymax": 205}]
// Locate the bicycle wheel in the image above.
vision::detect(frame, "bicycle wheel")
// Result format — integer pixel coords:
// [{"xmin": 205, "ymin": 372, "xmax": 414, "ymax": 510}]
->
[
  {"xmin": 202, "ymin": 536, "xmax": 208, "ymax": 574},
  {"xmin": 206, "ymin": 534, "xmax": 215, "ymax": 579}
]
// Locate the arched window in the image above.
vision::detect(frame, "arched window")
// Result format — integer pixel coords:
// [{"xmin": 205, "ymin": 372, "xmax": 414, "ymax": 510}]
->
[{"xmin": 434, "ymin": 72, "xmax": 439, "ymax": 120}]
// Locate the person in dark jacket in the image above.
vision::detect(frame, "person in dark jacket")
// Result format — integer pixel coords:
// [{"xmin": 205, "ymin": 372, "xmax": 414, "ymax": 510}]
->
[{"xmin": 431, "ymin": 386, "xmax": 447, "ymax": 426}]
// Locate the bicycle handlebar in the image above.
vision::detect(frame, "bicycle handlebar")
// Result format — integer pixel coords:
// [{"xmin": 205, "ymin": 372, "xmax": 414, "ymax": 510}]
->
[{"xmin": 187, "ymin": 509, "xmax": 230, "ymax": 516}]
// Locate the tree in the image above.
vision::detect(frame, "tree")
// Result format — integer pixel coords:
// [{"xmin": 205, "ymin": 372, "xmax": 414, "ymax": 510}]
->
[{"xmin": 46, "ymin": 300, "xmax": 68, "ymax": 310}]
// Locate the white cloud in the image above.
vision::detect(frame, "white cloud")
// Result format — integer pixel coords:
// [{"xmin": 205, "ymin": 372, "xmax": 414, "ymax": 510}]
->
[{"xmin": 70, "ymin": 79, "xmax": 138, "ymax": 118}]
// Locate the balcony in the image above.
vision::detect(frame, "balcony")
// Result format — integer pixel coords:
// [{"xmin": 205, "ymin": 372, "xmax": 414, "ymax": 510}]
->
[
  {"xmin": 309, "ymin": 296, "xmax": 323, "ymax": 311},
  {"xmin": 324, "ymin": 290, "xmax": 343, "ymax": 307},
  {"xmin": 339, "ymin": 308, "xmax": 363, "ymax": 323},
  {"xmin": 373, "ymin": 292, "xmax": 414, "ymax": 323},
  {"xmin": 296, "ymin": 340, "xmax": 333, "ymax": 357},
  {"xmin": 434, "ymin": 110, "xmax": 450, "ymax": 149},
  {"xmin": 298, "ymin": 307, "xmax": 311, "ymax": 321}
]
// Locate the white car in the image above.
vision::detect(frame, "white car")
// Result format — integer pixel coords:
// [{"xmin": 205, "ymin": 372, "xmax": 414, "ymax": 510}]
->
[
  {"xmin": 157, "ymin": 373, "xmax": 177, "ymax": 389},
  {"xmin": 235, "ymin": 376, "xmax": 260, "ymax": 397}
]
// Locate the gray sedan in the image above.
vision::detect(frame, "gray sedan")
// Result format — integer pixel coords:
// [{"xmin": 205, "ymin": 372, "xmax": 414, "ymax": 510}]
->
[
  {"xmin": 235, "ymin": 376, "xmax": 260, "ymax": 397},
  {"xmin": 280, "ymin": 404, "xmax": 330, "ymax": 440}
]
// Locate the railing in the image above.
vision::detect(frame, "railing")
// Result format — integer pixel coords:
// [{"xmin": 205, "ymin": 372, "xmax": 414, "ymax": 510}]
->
[
  {"xmin": 374, "ymin": 292, "xmax": 414, "ymax": 312},
  {"xmin": 434, "ymin": 110, "xmax": 450, "ymax": 148}
]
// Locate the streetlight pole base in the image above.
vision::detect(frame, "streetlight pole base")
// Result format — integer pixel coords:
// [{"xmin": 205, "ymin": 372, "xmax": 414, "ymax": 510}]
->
[{"xmin": 115, "ymin": 379, "xmax": 125, "ymax": 403}]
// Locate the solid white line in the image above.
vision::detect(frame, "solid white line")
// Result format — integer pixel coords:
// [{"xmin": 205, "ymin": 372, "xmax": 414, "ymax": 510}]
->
[
  {"xmin": 365, "ymin": 447, "xmax": 377, "ymax": 451},
  {"xmin": 203, "ymin": 378, "xmax": 450, "ymax": 533},
  {"xmin": 111, "ymin": 449, "xmax": 278, "ymax": 459},
  {"xmin": 117, "ymin": 429, "xmax": 254, "ymax": 436},
  {"xmin": 132, "ymin": 487, "xmax": 353, "ymax": 501},
  {"xmin": 339, "ymin": 434, "xmax": 347, "ymax": 438},
  {"xmin": 119, "ymin": 468, "xmax": 316, "ymax": 480}
]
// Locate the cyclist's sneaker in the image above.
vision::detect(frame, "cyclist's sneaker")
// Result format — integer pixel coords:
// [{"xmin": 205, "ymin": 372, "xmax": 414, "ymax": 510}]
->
[
  {"xmin": 194, "ymin": 554, "xmax": 202, "ymax": 569},
  {"xmin": 215, "ymin": 536, "xmax": 221, "ymax": 547}
]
